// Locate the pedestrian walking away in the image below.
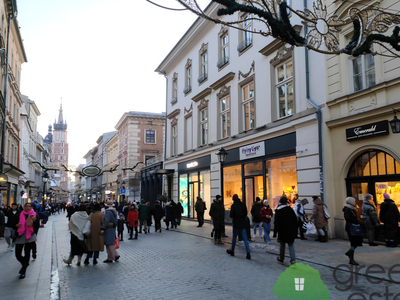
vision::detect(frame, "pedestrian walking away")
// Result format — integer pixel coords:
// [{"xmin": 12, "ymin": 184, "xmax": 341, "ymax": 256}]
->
[
  {"xmin": 117, "ymin": 213, "xmax": 125, "ymax": 241},
  {"xmin": 138, "ymin": 200, "xmax": 150, "ymax": 234},
  {"xmin": 195, "ymin": 196, "xmax": 207, "ymax": 227},
  {"xmin": 14, "ymin": 203, "xmax": 40, "ymax": 279},
  {"xmin": 251, "ymin": 197, "xmax": 263, "ymax": 239},
  {"xmin": 127, "ymin": 204, "xmax": 139, "ymax": 240},
  {"xmin": 275, "ymin": 196, "xmax": 297, "ymax": 265},
  {"xmin": 260, "ymin": 199, "xmax": 273, "ymax": 243},
  {"xmin": 343, "ymin": 197, "xmax": 363, "ymax": 265},
  {"xmin": 380, "ymin": 193, "xmax": 400, "ymax": 247},
  {"xmin": 153, "ymin": 201, "xmax": 164, "ymax": 233},
  {"xmin": 361, "ymin": 193, "xmax": 380, "ymax": 246},
  {"xmin": 84, "ymin": 203, "xmax": 104, "ymax": 265},
  {"xmin": 209, "ymin": 194, "xmax": 225, "ymax": 245},
  {"xmin": 63, "ymin": 205, "xmax": 89, "ymax": 266},
  {"xmin": 176, "ymin": 200, "xmax": 184, "ymax": 226},
  {"xmin": 226, "ymin": 194, "xmax": 251, "ymax": 260},
  {"xmin": 310, "ymin": 196, "xmax": 328, "ymax": 242},
  {"xmin": 165, "ymin": 199, "xmax": 177, "ymax": 230},
  {"xmin": 101, "ymin": 201, "xmax": 120, "ymax": 263}
]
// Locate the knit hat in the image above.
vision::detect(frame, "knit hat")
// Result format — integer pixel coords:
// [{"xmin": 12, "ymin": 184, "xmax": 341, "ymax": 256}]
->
[
  {"xmin": 105, "ymin": 200, "xmax": 114, "ymax": 207},
  {"xmin": 365, "ymin": 193, "xmax": 373, "ymax": 200},
  {"xmin": 346, "ymin": 197, "xmax": 356, "ymax": 206},
  {"xmin": 280, "ymin": 196, "xmax": 289, "ymax": 204},
  {"xmin": 262, "ymin": 199, "xmax": 268, "ymax": 205},
  {"xmin": 119, "ymin": 213, "xmax": 123, "ymax": 217},
  {"xmin": 383, "ymin": 193, "xmax": 390, "ymax": 200}
]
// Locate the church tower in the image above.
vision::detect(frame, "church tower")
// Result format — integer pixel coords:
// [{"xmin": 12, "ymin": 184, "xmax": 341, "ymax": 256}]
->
[{"xmin": 51, "ymin": 104, "xmax": 69, "ymax": 201}]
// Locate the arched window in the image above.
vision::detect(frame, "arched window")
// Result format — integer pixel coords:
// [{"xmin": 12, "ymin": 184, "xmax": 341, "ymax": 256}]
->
[{"xmin": 347, "ymin": 150, "xmax": 400, "ymax": 178}]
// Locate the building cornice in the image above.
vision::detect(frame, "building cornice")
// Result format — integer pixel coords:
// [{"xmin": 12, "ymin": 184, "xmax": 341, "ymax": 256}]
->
[
  {"xmin": 210, "ymin": 72, "xmax": 235, "ymax": 90},
  {"xmin": 167, "ymin": 109, "xmax": 181, "ymax": 119},
  {"xmin": 192, "ymin": 87, "xmax": 212, "ymax": 103}
]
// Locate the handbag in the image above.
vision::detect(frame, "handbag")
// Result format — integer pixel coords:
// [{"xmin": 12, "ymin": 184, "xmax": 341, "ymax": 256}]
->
[
  {"xmin": 349, "ymin": 223, "xmax": 363, "ymax": 236},
  {"xmin": 323, "ymin": 205, "xmax": 331, "ymax": 219},
  {"xmin": 83, "ymin": 220, "xmax": 91, "ymax": 237},
  {"xmin": 114, "ymin": 237, "xmax": 120, "ymax": 249}
]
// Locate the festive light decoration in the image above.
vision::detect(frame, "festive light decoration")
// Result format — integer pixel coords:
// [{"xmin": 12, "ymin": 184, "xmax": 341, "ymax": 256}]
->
[{"xmin": 148, "ymin": 0, "xmax": 400, "ymax": 57}]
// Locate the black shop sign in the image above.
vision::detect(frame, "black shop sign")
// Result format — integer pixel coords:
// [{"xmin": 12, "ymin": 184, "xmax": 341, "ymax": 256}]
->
[{"xmin": 346, "ymin": 120, "xmax": 389, "ymax": 141}]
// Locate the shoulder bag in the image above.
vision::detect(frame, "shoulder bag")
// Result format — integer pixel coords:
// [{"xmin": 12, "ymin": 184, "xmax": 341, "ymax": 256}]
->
[{"xmin": 349, "ymin": 223, "xmax": 363, "ymax": 236}]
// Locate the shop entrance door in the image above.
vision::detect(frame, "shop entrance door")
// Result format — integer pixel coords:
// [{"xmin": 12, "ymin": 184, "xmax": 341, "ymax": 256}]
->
[
  {"xmin": 347, "ymin": 181, "xmax": 370, "ymax": 221},
  {"xmin": 244, "ymin": 176, "xmax": 264, "ymax": 215},
  {"xmin": 188, "ymin": 181, "xmax": 198, "ymax": 219}
]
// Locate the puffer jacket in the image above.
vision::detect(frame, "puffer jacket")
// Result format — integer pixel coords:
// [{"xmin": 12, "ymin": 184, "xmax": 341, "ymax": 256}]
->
[{"xmin": 361, "ymin": 200, "xmax": 379, "ymax": 228}]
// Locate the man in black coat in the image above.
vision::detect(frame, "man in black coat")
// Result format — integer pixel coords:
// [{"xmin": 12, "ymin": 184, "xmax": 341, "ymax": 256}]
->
[
  {"xmin": 209, "ymin": 195, "xmax": 225, "ymax": 244},
  {"xmin": 226, "ymin": 194, "xmax": 251, "ymax": 259},
  {"xmin": 275, "ymin": 196, "xmax": 298, "ymax": 265}
]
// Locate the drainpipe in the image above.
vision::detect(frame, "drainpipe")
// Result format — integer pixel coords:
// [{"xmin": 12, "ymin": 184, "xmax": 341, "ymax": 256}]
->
[
  {"xmin": 304, "ymin": 0, "xmax": 325, "ymax": 203},
  {"xmin": 157, "ymin": 70, "xmax": 168, "ymax": 197}
]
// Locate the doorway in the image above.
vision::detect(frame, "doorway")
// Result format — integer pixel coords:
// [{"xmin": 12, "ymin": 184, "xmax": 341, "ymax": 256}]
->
[
  {"xmin": 244, "ymin": 175, "xmax": 263, "ymax": 214},
  {"xmin": 188, "ymin": 181, "xmax": 199, "ymax": 219}
]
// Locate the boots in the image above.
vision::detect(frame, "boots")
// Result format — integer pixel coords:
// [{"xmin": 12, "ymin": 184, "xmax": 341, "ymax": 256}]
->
[
  {"xmin": 93, "ymin": 258, "xmax": 98, "ymax": 265},
  {"xmin": 214, "ymin": 237, "xmax": 217, "ymax": 244},
  {"xmin": 144, "ymin": 228, "xmax": 147, "ymax": 234},
  {"xmin": 84, "ymin": 257, "xmax": 90, "ymax": 265},
  {"xmin": 218, "ymin": 239, "xmax": 224, "ymax": 245},
  {"xmin": 345, "ymin": 249, "xmax": 359, "ymax": 265},
  {"xmin": 77, "ymin": 255, "xmax": 82, "ymax": 266},
  {"xmin": 315, "ymin": 235, "xmax": 322, "ymax": 242},
  {"xmin": 63, "ymin": 255, "xmax": 74, "ymax": 265},
  {"xmin": 320, "ymin": 235, "xmax": 328, "ymax": 243},
  {"xmin": 134, "ymin": 231, "xmax": 138, "ymax": 239}
]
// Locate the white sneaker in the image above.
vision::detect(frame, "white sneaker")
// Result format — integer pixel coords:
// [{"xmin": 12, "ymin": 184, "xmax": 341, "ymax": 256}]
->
[
  {"xmin": 7, "ymin": 244, "xmax": 11, "ymax": 251},
  {"xmin": 10, "ymin": 246, "xmax": 14, "ymax": 252}
]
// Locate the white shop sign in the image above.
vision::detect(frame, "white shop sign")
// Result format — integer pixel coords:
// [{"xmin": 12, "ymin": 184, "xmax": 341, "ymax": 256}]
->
[{"xmin": 240, "ymin": 142, "xmax": 265, "ymax": 160}]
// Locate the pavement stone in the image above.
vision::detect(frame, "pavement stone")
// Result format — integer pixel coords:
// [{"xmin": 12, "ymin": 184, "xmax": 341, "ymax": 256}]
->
[{"xmin": 1, "ymin": 213, "xmax": 400, "ymax": 299}]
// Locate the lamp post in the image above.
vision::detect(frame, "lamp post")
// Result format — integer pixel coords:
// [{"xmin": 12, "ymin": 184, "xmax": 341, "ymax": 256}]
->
[
  {"xmin": 42, "ymin": 172, "xmax": 49, "ymax": 206},
  {"xmin": 216, "ymin": 147, "xmax": 228, "ymax": 237},
  {"xmin": 389, "ymin": 109, "xmax": 400, "ymax": 134}
]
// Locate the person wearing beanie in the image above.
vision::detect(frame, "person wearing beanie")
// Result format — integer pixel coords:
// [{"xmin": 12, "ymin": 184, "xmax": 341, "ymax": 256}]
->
[
  {"xmin": 343, "ymin": 197, "xmax": 363, "ymax": 265},
  {"xmin": 260, "ymin": 199, "xmax": 273, "ymax": 243},
  {"xmin": 361, "ymin": 193, "xmax": 380, "ymax": 246},
  {"xmin": 380, "ymin": 193, "xmax": 400, "ymax": 247},
  {"xmin": 275, "ymin": 196, "xmax": 298, "ymax": 265}
]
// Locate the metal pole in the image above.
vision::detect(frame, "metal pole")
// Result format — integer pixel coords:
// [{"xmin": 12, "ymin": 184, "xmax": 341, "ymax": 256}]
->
[{"xmin": 220, "ymin": 161, "xmax": 227, "ymax": 237}]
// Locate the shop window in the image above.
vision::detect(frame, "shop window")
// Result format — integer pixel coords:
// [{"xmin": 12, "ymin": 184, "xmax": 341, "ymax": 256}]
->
[
  {"xmin": 265, "ymin": 156, "xmax": 297, "ymax": 209},
  {"xmin": 223, "ymin": 165, "xmax": 242, "ymax": 211},
  {"xmin": 179, "ymin": 174, "xmax": 189, "ymax": 217}
]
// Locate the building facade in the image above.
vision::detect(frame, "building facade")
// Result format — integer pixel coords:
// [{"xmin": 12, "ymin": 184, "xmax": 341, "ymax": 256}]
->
[
  {"xmin": 156, "ymin": 1, "xmax": 326, "ymax": 223},
  {"xmin": 105, "ymin": 132, "xmax": 119, "ymax": 201},
  {"xmin": 324, "ymin": 0, "xmax": 400, "ymax": 238}
]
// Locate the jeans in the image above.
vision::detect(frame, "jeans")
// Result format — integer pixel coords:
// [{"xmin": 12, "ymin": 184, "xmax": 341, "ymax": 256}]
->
[
  {"xmin": 279, "ymin": 241, "xmax": 296, "ymax": 263},
  {"xmin": 4, "ymin": 227, "xmax": 15, "ymax": 247},
  {"xmin": 262, "ymin": 222, "xmax": 271, "ymax": 243},
  {"xmin": 253, "ymin": 222, "xmax": 263, "ymax": 237},
  {"xmin": 366, "ymin": 227, "xmax": 375, "ymax": 244},
  {"xmin": 197, "ymin": 211, "xmax": 204, "ymax": 226},
  {"xmin": 86, "ymin": 251, "xmax": 99, "ymax": 259},
  {"xmin": 231, "ymin": 228, "xmax": 251, "ymax": 254}
]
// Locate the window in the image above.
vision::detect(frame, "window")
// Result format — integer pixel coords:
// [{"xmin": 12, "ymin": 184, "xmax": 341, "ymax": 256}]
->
[
  {"xmin": 172, "ymin": 125, "xmax": 177, "ymax": 156},
  {"xmin": 146, "ymin": 130, "xmax": 155, "ymax": 143},
  {"xmin": 198, "ymin": 43, "xmax": 208, "ymax": 83},
  {"xmin": 276, "ymin": 60, "xmax": 294, "ymax": 118},
  {"xmin": 171, "ymin": 73, "xmax": 178, "ymax": 104},
  {"xmin": 238, "ymin": 14, "xmax": 252, "ymax": 52},
  {"xmin": 242, "ymin": 81, "xmax": 255, "ymax": 130},
  {"xmin": 200, "ymin": 108, "xmax": 208, "ymax": 146},
  {"xmin": 351, "ymin": 54, "xmax": 375, "ymax": 92},
  {"xmin": 184, "ymin": 59, "xmax": 192, "ymax": 94},
  {"xmin": 218, "ymin": 30, "xmax": 229, "ymax": 68},
  {"xmin": 220, "ymin": 95, "xmax": 230, "ymax": 138}
]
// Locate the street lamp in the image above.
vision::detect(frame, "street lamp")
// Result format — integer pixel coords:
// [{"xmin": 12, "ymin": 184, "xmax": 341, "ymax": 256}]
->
[
  {"xmin": 389, "ymin": 109, "xmax": 400, "ymax": 134},
  {"xmin": 216, "ymin": 147, "xmax": 228, "ymax": 237},
  {"xmin": 42, "ymin": 172, "xmax": 50, "ymax": 206}
]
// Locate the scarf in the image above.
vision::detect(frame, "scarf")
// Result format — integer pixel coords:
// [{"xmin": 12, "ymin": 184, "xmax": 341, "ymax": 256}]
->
[
  {"xmin": 17, "ymin": 209, "xmax": 37, "ymax": 240},
  {"xmin": 69, "ymin": 211, "xmax": 89, "ymax": 241},
  {"xmin": 344, "ymin": 204, "xmax": 356, "ymax": 210}
]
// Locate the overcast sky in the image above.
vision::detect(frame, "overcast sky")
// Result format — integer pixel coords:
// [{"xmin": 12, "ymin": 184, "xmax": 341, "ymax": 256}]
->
[{"xmin": 17, "ymin": 0, "xmax": 209, "ymax": 166}]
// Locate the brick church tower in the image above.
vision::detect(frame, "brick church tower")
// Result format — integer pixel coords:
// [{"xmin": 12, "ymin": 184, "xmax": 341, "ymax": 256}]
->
[{"xmin": 51, "ymin": 104, "xmax": 69, "ymax": 201}]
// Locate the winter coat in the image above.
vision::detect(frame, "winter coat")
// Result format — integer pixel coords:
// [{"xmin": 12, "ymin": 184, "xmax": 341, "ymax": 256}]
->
[
  {"xmin": 251, "ymin": 201, "xmax": 263, "ymax": 223},
  {"xmin": 101, "ymin": 208, "xmax": 118, "ymax": 245},
  {"xmin": 362, "ymin": 200, "xmax": 380, "ymax": 228},
  {"xmin": 343, "ymin": 205, "xmax": 363, "ymax": 247},
  {"xmin": 127, "ymin": 210, "xmax": 139, "ymax": 227},
  {"xmin": 195, "ymin": 199, "xmax": 206, "ymax": 213},
  {"xmin": 147, "ymin": 207, "xmax": 154, "ymax": 225},
  {"xmin": 230, "ymin": 199, "xmax": 247, "ymax": 229},
  {"xmin": 165, "ymin": 201, "xmax": 176, "ymax": 221},
  {"xmin": 380, "ymin": 198, "xmax": 400, "ymax": 239},
  {"xmin": 117, "ymin": 219, "xmax": 125, "ymax": 231},
  {"xmin": 138, "ymin": 204, "xmax": 150, "ymax": 221},
  {"xmin": 260, "ymin": 205, "xmax": 273, "ymax": 223},
  {"xmin": 176, "ymin": 202, "xmax": 184, "ymax": 216},
  {"xmin": 153, "ymin": 205, "xmax": 164, "ymax": 221},
  {"xmin": 5, "ymin": 209, "xmax": 20, "ymax": 229},
  {"xmin": 274, "ymin": 204, "xmax": 298, "ymax": 244},
  {"xmin": 86, "ymin": 210, "xmax": 104, "ymax": 252},
  {"xmin": 209, "ymin": 200, "xmax": 225, "ymax": 226},
  {"xmin": 311, "ymin": 198, "xmax": 328, "ymax": 229}
]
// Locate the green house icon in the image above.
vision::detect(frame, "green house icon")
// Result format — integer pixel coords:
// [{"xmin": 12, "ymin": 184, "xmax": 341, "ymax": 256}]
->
[{"xmin": 273, "ymin": 263, "xmax": 330, "ymax": 300}]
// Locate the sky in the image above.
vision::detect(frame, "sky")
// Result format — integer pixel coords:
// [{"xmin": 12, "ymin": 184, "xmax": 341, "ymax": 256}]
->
[{"xmin": 17, "ymin": 0, "xmax": 209, "ymax": 167}]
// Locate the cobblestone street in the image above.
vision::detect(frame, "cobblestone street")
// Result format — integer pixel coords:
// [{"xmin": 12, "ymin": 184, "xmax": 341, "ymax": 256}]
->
[{"xmin": 1, "ymin": 213, "xmax": 400, "ymax": 299}]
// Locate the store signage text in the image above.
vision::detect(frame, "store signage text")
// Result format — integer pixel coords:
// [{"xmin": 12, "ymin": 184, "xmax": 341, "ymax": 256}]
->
[
  {"xmin": 240, "ymin": 142, "xmax": 265, "ymax": 160},
  {"xmin": 186, "ymin": 161, "xmax": 199, "ymax": 168},
  {"xmin": 346, "ymin": 120, "xmax": 389, "ymax": 141}
]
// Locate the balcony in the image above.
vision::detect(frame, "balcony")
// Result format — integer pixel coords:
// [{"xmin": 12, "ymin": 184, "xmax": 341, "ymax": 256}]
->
[
  {"xmin": 217, "ymin": 56, "xmax": 229, "ymax": 68},
  {"xmin": 197, "ymin": 73, "xmax": 207, "ymax": 84},
  {"xmin": 237, "ymin": 38, "xmax": 252, "ymax": 53},
  {"xmin": 183, "ymin": 85, "xmax": 191, "ymax": 94}
]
